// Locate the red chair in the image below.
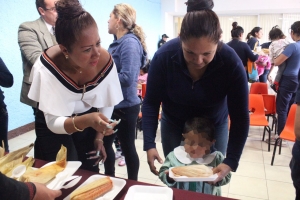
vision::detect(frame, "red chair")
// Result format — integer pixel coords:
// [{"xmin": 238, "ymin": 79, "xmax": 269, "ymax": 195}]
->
[
  {"xmin": 271, "ymin": 104, "xmax": 296, "ymax": 165},
  {"xmin": 141, "ymin": 84, "xmax": 147, "ymax": 99},
  {"xmin": 249, "ymin": 82, "xmax": 268, "ymax": 94},
  {"xmin": 249, "ymin": 94, "xmax": 272, "ymax": 151}
]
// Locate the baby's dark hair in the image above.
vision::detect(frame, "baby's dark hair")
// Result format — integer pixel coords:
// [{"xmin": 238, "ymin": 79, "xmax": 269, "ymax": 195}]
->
[
  {"xmin": 140, "ymin": 59, "xmax": 150, "ymax": 73},
  {"xmin": 269, "ymin": 25, "xmax": 285, "ymax": 40},
  {"xmin": 183, "ymin": 117, "xmax": 215, "ymax": 141}
]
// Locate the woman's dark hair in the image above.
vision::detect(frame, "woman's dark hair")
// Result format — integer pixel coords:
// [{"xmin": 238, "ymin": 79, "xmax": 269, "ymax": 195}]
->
[
  {"xmin": 185, "ymin": 0, "xmax": 214, "ymax": 12},
  {"xmin": 231, "ymin": 22, "xmax": 244, "ymax": 38},
  {"xmin": 183, "ymin": 117, "xmax": 215, "ymax": 142},
  {"xmin": 55, "ymin": 0, "xmax": 97, "ymax": 51},
  {"xmin": 180, "ymin": 0, "xmax": 221, "ymax": 44},
  {"xmin": 268, "ymin": 25, "xmax": 285, "ymax": 40},
  {"xmin": 291, "ymin": 21, "xmax": 300, "ymax": 36},
  {"xmin": 246, "ymin": 27, "xmax": 262, "ymax": 40}
]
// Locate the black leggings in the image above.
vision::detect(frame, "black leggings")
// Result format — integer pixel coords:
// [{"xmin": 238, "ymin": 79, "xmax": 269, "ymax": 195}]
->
[
  {"xmin": 103, "ymin": 104, "xmax": 140, "ymax": 180},
  {"xmin": 34, "ymin": 108, "xmax": 99, "ymax": 172}
]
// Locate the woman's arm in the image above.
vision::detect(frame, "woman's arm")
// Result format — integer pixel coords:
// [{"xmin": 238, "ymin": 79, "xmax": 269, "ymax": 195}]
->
[
  {"xmin": 245, "ymin": 44, "xmax": 259, "ymax": 62},
  {"xmin": 274, "ymin": 54, "xmax": 288, "ymax": 66},
  {"xmin": 0, "ymin": 57, "xmax": 13, "ymax": 88},
  {"xmin": 118, "ymin": 38, "xmax": 143, "ymax": 87}
]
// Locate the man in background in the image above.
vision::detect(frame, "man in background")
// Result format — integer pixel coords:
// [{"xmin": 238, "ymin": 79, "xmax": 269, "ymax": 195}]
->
[
  {"xmin": 157, "ymin": 34, "xmax": 169, "ymax": 49},
  {"xmin": 18, "ymin": 0, "xmax": 58, "ymax": 114}
]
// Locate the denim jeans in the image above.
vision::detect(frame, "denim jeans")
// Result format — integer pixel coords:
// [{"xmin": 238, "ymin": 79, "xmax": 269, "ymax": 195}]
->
[
  {"xmin": 276, "ymin": 75, "xmax": 298, "ymax": 135},
  {"xmin": 160, "ymin": 112, "xmax": 229, "ymax": 157},
  {"xmin": 104, "ymin": 104, "xmax": 140, "ymax": 180},
  {"xmin": 0, "ymin": 106, "xmax": 9, "ymax": 152},
  {"xmin": 34, "ymin": 108, "xmax": 99, "ymax": 172},
  {"xmin": 259, "ymin": 69, "xmax": 270, "ymax": 83},
  {"xmin": 290, "ymin": 140, "xmax": 300, "ymax": 200}
]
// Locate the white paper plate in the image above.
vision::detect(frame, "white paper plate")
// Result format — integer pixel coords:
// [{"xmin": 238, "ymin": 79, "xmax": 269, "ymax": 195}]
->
[
  {"xmin": 33, "ymin": 161, "xmax": 81, "ymax": 189},
  {"xmin": 64, "ymin": 175, "xmax": 126, "ymax": 200},
  {"xmin": 124, "ymin": 185, "xmax": 173, "ymax": 200},
  {"xmin": 168, "ymin": 167, "xmax": 218, "ymax": 182}
]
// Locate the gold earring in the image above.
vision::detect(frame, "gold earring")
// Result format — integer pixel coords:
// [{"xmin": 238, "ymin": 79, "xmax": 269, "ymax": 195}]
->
[{"xmin": 65, "ymin": 54, "xmax": 69, "ymax": 59}]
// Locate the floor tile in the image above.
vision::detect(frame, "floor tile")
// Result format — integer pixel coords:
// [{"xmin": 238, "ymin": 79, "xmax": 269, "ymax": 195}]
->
[
  {"xmin": 266, "ymin": 180, "xmax": 295, "ymax": 200},
  {"xmin": 264, "ymin": 164, "xmax": 292, "ymax": 183},
  {"xmin": 229, "ymin": 175, "xmax": 268, "ymax": 199},
  {"xmin": 234, "ymin": 161, "xmax": 266, "ymax": 179}
]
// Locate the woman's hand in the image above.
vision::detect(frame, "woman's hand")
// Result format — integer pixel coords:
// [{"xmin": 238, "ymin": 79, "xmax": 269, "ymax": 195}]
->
[
  {"xmin": 212, "ymin": 163, "xmax": 231, "ymax": 184},
  {"xmin": 88, "ymin": 112, "xmax": 120, "ymax": 136},
  {"xmin": 147, "ymin": 148, "xmax": 163, "ymax": 175},
  {"xmin": 267, "ymin": 74, "xmax": 273, "ymax": 84},
  {"xmin": 86, "ymin": 138, "xmax": 107, "ymax": 166}
]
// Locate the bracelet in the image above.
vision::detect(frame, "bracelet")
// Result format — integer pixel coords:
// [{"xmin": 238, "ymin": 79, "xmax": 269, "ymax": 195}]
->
[
  {"xmin": 72, "ymin": 114, "xmax": 84, "ymax": 132},
  {"xmin": 25, "ymin": 182, "xmax": 36, "ymax": 200},
  {"xmin": 95, "ymin": 138, "xmax": 104, "ymax": 143}
]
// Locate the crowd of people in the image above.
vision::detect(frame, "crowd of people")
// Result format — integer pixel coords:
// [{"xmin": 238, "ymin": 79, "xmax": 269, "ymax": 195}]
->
[{"xmin": 1, "ymin": 0, "xmax": 300, "ymax": 199}]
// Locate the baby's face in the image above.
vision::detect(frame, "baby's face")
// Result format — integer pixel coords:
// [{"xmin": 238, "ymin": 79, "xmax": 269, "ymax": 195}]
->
[{"xmin": 183, "ymin": 131, "xmax": 213, "ymax": 159}]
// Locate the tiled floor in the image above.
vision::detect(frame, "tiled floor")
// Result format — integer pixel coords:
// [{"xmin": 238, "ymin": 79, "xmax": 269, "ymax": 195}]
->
[{"xmin": 8, "ymin": 122, "xmax": 295, "ymax": 200}]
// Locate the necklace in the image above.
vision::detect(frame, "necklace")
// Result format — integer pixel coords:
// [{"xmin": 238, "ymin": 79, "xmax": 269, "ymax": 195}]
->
[{"xmin": 73, "ymin": 66, "xmax": 82, "ymax": 74}]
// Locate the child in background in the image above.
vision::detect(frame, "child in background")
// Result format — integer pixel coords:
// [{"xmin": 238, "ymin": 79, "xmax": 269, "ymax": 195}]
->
[
  {"xmin": 114, "ymin": 136, "xmax": 126, "ymax": 166},
  {"xmin": 137, "ymin": 60, "xmax": 150, "ymax": 97},
  {"xmin": 267, "ymin": 26, "xmax": 290, "ymax": 93},
  {"xmin": 159, "ymin": 117, "xmax": 231, "ymax": 196}
]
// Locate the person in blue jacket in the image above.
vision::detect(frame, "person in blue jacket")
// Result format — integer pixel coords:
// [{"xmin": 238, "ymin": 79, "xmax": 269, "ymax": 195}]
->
[
  {"xmin": 142, "ymin": 0, "xmax": 249, "ymax": 184},
  {"xmin": 106, "ymin": 3, "xmax": 147, "ymax": 180},
  {"xmin": 227, "ymin": 22, "xmax": 259, "ymax": 81},
  {"xmin": 0, "ymin": 57, "xmax": 13, "ymax": 152},
  {"xmin": 246, "ymin": 26, "xmax": 263, "ymax": 50}
]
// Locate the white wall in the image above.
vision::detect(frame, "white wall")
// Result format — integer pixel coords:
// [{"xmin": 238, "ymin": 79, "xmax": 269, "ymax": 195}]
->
[{"xmin": 162, "ymin": 0, "xmax": 300, "ymax": 38}]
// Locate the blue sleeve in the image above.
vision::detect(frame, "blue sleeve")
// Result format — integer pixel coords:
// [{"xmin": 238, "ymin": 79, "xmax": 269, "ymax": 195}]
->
[
  {"xmin": 224, "ymin": 53, "xmax": 249, "ymax": 171},
  {"xmin": 142, "ymin": 53, "xmax": 165, "ymax": 150},
  {"xmin": 0, "ymin": 173, "xmax": 30, "ymax": 200},
  {"xmin": 282, "ymin": 43, "xmax": 295, "ymax": 58},
  {"xmin": 0, "ymin": 57, "xmax": 13, "ymax": 88},
  {"xmin": 244, "ymin": 44, "xmax": 258, "ymax": 62},
  {"xmin": 117, "ymin": 38, "xmax": 141, "ymax": 87}
]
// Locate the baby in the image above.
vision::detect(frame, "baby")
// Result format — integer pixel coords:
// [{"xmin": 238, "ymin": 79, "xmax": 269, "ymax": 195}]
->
[
  {"xmin": 268, "ymin": 26, "xmax": 290, "ymax": 93},
  {"xmin": 159, "ymin": 117, "xmax": 231, "ymax": 196}
]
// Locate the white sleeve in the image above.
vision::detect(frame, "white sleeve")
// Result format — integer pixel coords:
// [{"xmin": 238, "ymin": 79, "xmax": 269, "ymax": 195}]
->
[
  {"xmin": 44, "ymin": 112, "xmax": 69, "ymax": 134},
  {"xmin": 98, "ymin": 107, "xmax": 114, "ymax": 119}
]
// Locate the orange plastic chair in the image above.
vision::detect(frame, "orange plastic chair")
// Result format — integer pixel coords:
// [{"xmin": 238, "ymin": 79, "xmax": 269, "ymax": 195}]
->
[
  {"xmin": 271, "ymin": 104, "xmax": 296, "ymax": 165},
  {"xmin": 262, "ymin": 94, "xmax": 277, "ymax": 133},
  {"xmin": 249, "ymin": 94, "xmax": 272, "ymax": 151},
  {"xmin": 141, "ymin": 84, "xmax": 147, "ymax": 99},
  {"xmin": 249, "ymin": 82, "xmax": 268, "ymax": 94}
]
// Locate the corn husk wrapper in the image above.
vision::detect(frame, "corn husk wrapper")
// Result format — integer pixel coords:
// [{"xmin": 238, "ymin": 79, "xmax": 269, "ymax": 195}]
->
[
  {"xmin": 21, "ymin": 145, "xmax": 67, "ymax": 184},
  {"xmin": 5, "ymin": 157, "xmax": 35, "ymax": 178},
  {"xmin": 0, "ymin": 143, "xmax": 34, "ymax": 167},
  {"xmin": 0, "ymin": 156, "xmax": 23, "ymax": 174}
]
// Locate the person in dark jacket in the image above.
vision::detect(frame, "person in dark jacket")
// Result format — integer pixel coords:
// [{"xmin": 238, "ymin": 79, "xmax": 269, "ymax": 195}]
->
[
  {"xmin": 157, "ymin": 34, "xmax": 169, "ymax": 49},
  {"xmin": 0, "ymin": 172, "xmax": 61, "ymax": 200},
  {"xmin": 227, "ymin": 22, "xmax": 258, "ymax": 81},
  {"xmin": 246, "ymin": 26, "xmax": 263, "ymax": 50},
  {"xmin": 0, "ymin": 57, "xmax": 13, "ymax": 152},
  {"xmin": 143, "ymin": 0, "xmax": 249, "ymax": 185}
]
